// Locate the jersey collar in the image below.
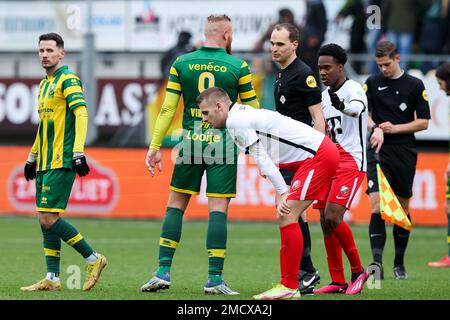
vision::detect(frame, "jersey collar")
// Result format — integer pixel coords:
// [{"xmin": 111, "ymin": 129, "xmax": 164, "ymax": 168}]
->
[
  {"xmin": 281, "ymin": 56, "xmax": 299, "ymax": 72},
  {"xmin": 46, "ymin": 65, "xmax": 68, "ymax": 80},
  {"xmin": 330, "ymin": 78, "xmax": 348, "ymax": 92},
  {"xmin": 199, "ymin": 46, "xmax": 227, "ymax": 53}
]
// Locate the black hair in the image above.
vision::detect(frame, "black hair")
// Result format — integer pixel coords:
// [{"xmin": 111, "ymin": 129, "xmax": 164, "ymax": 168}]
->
[
  {"xmin": 436, "ymin": 62, "xmax": 450, "ymax": 93},
  {"xmin": 39, "ymin": 32, "xmax": 64, "ymax": 48},
  {"xmin": 279, "ymin": 8, "xmax": 294, "ymax": 19},
  {"xmin": 318, "ymin": 43, "xmax": 347, "ymax": 65}
]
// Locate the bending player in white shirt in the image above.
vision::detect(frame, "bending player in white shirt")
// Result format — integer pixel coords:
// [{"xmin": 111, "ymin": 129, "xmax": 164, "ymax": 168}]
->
[
  {"xmin": 197, "ymin": 86, "xmax": 339, "ymax": 300},
  {"xmin": 313, "ymin": 43, "xmax": 369, "ymax": 295}
]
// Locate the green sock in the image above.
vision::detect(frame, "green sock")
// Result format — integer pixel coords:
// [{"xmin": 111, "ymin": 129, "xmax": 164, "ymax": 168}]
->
[
  {"xmin": 41, "ymin": 225, "xmax": 61, "ymax": 273},
  {"xmin": 447, "ymin": 213, "xmax": 449, "ymax": 256},
  {"xmin": 49, "ymin": 218, "xmax": 94, "ymax": 258},
  {"xmin": 207, "ymin": 211, "xmax": 227, "ymax": 279},
  {"xmin": 157, "ymin": 207, "xmax": 183, "ymax": 275}
]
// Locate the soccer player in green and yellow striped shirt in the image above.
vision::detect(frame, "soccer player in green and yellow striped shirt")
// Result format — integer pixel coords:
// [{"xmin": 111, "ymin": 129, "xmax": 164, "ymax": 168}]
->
[
  {"xmin": 142, "ymin": 15, "xmax": 259, "ymax": 295},
  {"xmin": 20, "ymin": 33, "xmax": 107, "ymax": 292}
]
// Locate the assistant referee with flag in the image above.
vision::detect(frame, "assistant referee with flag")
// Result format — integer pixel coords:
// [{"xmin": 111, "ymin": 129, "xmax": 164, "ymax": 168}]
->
[{"xmin": 364, "ymin": 41, "xmax": 430, "ymax": 280}]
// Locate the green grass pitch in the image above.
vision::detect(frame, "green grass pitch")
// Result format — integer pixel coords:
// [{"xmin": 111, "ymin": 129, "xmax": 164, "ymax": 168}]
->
[{"xmin": 0, "ymin": 215, "xmax": 448, "ymax": 300}]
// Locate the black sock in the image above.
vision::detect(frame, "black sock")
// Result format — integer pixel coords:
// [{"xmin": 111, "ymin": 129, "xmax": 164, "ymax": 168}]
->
[
  {"xmin": 351, "ymin": 271, "xmax": 363, "ymax": 283},
  {"xmin": 393, "ymin": 214, "xmax": 411, "ymax": 267},
  {"xmin": 369, "ymin": 212, "xmax": 386, "ymax": 264},
  {"xmin": 299, "ymin": 219, "xmax": 315, "ymax": 273}
]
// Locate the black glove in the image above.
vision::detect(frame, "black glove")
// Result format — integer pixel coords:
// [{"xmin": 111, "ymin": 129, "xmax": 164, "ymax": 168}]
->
[
  {"xmin": 73, "ymin": 154, "xmax": 90, "ymax": 177},
  {"xmin": 328, "ymin": 89, "xmax": 345, "ymax": 111},
  {"xmin": 24, "ymin": 161, "xmax": 37, "ymax": 181}
]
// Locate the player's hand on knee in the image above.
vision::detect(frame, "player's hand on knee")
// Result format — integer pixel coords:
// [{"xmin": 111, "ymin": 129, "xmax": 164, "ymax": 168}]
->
[
  {"xmin": 145, "ymin": 148, "xmax": 162, "ymax": 177},
  {"xmin": 277, "ymin": 192, "xmax": 291, "ymax": 216},
  {"xmin": 24, "ymin": 152, "xmax": 38, "ymax": 181},
  {"xmin": 72, "ymin": 153, "xmax": 90, "ymax": 177}
]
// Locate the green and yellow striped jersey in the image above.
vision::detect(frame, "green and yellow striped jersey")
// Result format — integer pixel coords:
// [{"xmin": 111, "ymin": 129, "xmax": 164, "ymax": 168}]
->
[
  {"xmin": 167, "ymin": 46, "xmax": 259, "ymax": 131},
  {"xmin": 34, "ymin": 65, "xmax": 86, "ymax": 171}
]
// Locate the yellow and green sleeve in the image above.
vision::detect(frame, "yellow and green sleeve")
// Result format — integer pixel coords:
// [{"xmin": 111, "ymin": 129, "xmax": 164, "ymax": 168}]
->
[
  {"xmin": 149, "ymin": 91, "xmax": 181, "ymax": 150},
  {"xmin": 30, "ymin": 125, "xmax": 40, "ymax": 155},
  {"xmin": 73, "ymin": 106, "xmax": 88, "ymax": 153},
  {"xmin": 238, "ymin": 61, "xmax": 259, "ymax": 109}
]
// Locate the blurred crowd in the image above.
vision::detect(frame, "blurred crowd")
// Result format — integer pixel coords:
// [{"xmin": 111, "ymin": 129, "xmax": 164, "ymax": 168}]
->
[
  {"xmin": 164, "ymin": 0, "xmax": 449, "ymax": 77},
  {"xmin": 259, "ymin": 0, "xmax": 450, "ymax": 75}
]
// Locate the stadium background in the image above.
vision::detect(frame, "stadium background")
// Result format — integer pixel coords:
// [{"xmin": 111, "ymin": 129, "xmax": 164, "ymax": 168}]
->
[{"xmin": 0, "ymin": 0, "xmax": 448, "ymax": 226}]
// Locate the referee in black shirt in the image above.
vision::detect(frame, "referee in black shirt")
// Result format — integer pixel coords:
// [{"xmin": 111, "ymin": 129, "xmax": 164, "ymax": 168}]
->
[
  {"xmin": 270, "ymin": 23, "xmax": 325, "ymax": 294},
  {"xmin": 365, "ymin": 41, "xmax": 430, "ymax": 280}
]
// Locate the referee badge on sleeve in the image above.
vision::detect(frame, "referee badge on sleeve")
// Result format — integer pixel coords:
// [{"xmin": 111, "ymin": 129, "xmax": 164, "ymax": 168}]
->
[
  {"xmin": 306, "ymin": 75, "xmax": 317, "ymax": 88},
  {"xmin": 422, "ymin": 89, "xmax": 428, "ymax": 101},
  {"xmin": 362, "ymin": 84, "xmax": 368, "ymax": 92}
]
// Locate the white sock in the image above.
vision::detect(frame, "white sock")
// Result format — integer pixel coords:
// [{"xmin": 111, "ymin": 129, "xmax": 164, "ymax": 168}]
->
[
  {"xmin": 46, "ymin": 272, "xmax": 60, "ymax": 282},
  {"xmin": 85, "ymin": 252, "xmax": 98, "ymax": 264}
]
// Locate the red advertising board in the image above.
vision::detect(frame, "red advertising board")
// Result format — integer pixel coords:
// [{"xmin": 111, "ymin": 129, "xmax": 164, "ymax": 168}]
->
[{"xmin": 0, "ymin": 146, "xmax": 447, "ymax": 226}]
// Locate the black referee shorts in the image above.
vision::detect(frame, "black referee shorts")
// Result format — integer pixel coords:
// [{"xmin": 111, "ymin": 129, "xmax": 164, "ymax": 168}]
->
[{"xmin": 366, "ymin": 143, "xmax": 417, "ymax": 198}]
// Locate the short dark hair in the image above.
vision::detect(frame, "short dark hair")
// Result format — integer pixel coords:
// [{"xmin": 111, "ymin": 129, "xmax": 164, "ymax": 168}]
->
[
  {"xmin": 279, "ymin": 8, "xmax": 294, "ymax": 20},
  {"xmin": 318, "ymin": 43, "xmax": 348, "ymax": 65},
  {"xmin": 436, "ymin": 62, "xmax": 450, "ymax": 92},
  {"xmin": 273, "ymin": 23, "xmax": 299, "ymax": 43},
  {"xmin": 375, "ymin": 41, "xmax": 398, "ymax": 59},
  {"xmin": 197, "ymin": 87, "xmax": 229, "ymax": 105},
  {"xmin": 39, "ymin": 32, "xmax": 64, "ymax": 48}
]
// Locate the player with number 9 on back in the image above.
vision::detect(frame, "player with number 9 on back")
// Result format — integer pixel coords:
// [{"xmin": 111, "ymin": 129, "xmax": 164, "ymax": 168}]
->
[{"xmin": 142, "ymin": 14, "xmax": 259, "ymax": 295}]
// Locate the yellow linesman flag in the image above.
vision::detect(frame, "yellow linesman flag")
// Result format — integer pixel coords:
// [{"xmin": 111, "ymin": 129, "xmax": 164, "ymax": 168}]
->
[{"xmin": 376, "ymin": 163, "xmax": 412, "ymax": 231}]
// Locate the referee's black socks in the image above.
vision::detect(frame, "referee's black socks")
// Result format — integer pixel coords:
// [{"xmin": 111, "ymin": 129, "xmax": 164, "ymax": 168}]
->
[
  {"xmin": 369, "ymin": 212, "xmax": 386, "ymax": 264},
  {"xmin": 299, "ymin": 218, "xmax": 316, "ymax": 273},
  {"xmin": 393, "ymin": 214, "xmax": 411, "ymax": 267}
]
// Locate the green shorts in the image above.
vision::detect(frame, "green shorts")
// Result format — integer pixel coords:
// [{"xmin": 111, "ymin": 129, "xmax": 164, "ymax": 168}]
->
[
  {"xmin": 170, "ymin": 153, "xmax": 238, "ymax": 198},
  {"xmin": 36, "ymin": 168, "xmax": 76, "ymax": 213}
]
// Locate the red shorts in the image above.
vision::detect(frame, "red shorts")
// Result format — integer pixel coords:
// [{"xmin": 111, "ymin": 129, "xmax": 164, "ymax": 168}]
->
[
  {"xmin": 313, "ymin": 147, "xmax": 366, "ymax": 209},
  {"xmin": 285, "ymin": 137, "xmax": 339, "ymax": 202}
]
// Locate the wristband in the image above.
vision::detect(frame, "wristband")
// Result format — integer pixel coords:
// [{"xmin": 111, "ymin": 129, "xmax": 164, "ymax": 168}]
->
[{"xmin": 371, "ymin": 124, "xmax": 380, "ymax": 133}]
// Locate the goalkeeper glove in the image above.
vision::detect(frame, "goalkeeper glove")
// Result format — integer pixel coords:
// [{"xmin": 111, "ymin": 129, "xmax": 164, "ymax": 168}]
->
[
  {"xmin": 328, "ymin": 89, "xmax": 345, "ymax": 111},
  {"xmin": 24, "ymin": 152, "xmax": 38, "ymax": 181},
  {"xmin": 72, "ymin": 152, "xmax": 90, "ymax": 177}
]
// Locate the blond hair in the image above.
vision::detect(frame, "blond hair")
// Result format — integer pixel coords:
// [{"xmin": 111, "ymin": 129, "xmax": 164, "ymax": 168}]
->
[{"xmin": 207, "ymin": 14, "xmax": 231, "ymax": 23}]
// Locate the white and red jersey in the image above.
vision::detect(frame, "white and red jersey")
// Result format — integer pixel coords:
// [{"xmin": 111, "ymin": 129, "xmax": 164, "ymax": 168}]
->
[
  {"xmin": 226, "ymin": 103, "xmax": 325, "ymax": 167},
  {"xmin": 321, "ymin": 79, "xmax": 368, "ymax": 171}
]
